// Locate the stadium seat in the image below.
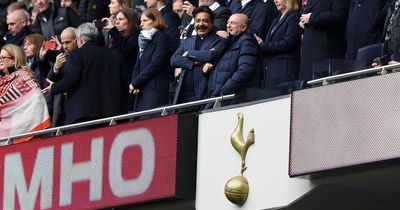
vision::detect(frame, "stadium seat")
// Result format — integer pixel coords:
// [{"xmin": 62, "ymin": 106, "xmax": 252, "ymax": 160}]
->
[
  {"xmin": 356, "ymin": 43, "xmax": 385, "ymax": 66},
  {"xmin": 312, "ymin": 58, "xmax": 367, "ymax": 80}
]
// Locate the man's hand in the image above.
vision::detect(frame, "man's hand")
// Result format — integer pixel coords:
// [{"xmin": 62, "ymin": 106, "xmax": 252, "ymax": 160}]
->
[
  {"xmin": 54, "ymin": 53, "xmax": 67, "ymax": 71},
  {"xmin": 202, "ymin": 63, "xmax": 213, "ymax": 74},
  {"xmin": 41, "ymin": 79, "xmax": 54, "ymax": 94},
  {"xmin": 39, "ymin": 43, "xmax": 50, "ymax": 61},
  {"xmin": 175, "ymin": 68, "xmax": 182, "ymax": 77},
  {"xmin": 129, "ymin": 84, "xmax": 140, "ymax": 95},
  {"xmin": 217, "ymin": 30, "xmax": 229, "ymax": 39},
  {"xmin": 300, "ymin": 13, "xmax": 311, "ymax": 25},
  {"xmin": 254, "ymin": 34, "xmax": 263, "ymax": 44},
  {"xmin": 51, "ymin": 35, "xmax": 62, "ymax": 51}
]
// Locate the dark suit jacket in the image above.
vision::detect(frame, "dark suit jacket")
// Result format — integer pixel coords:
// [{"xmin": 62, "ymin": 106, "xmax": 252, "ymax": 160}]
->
[
  {"xmin": 208, "ymin": 32, "xmax": 259, "ymax": 97},
  {"xmin": 131, "ymin": 30, "xmax": 173, "ymax": 112},
  {"xmin": 51, "ymin": 41, "xmax": 127, "ymax": 124},
  {"xmin": 260, "ymin": 11, "xmax": 301, "ymax": 90},
  {"xmin": 299, "ymin": 0, "xmax": 348, "ymax": 81},
  {"xmin": 160, "ymin": 6, "xmax": 181, "ymax": 52},
  {"xmin": 345, "ymin": 0, "xmax": 389, "ymax": 59},
  {"xmin": 107, "ymin": 27, "xmax": 139, "ymax": 83},
  {"xmin": 213, "ymin": 5, "xmax": 231, "ymax": 31},
  {"xmin": 229, "ymin": 0, "xmax": 277, "ymax": 38},
  {"xmin": 32, "ymin": 4, "xmax": 84, "ymax": 40},
  {"xmin": 171, "ymin": 32, "xmax": 227, "ymax": 105}
]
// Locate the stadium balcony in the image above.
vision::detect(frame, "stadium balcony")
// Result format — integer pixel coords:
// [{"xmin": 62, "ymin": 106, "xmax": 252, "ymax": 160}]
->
[{"xmin": 2, "ymin": 64, "xmax": 400, "ymax": 210}]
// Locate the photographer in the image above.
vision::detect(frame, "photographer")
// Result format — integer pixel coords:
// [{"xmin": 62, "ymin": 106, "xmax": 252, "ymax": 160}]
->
[{"xmin": 99, "ymin": 8, "xmax": 140, "ymax": 111}]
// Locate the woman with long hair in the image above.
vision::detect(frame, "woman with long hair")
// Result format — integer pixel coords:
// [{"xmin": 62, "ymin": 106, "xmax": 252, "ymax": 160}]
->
[
  {"xmin": 102, "ymin": 8, "xmax": 140, "ymax": 111},
  {"xmin": 0, "ymin": 44, "xmax": 50, "ymax": 143}
]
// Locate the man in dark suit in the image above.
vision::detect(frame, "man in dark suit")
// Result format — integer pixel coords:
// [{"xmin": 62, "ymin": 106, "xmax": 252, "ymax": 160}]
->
[
  {"xmin": 228, "ymin": 0, "xmax": 277, "ymax": 38},
  {"xmin": 146, "ymin": 0, "xmax": 181, "ymax": 51},
  {"xmin": 45, "ymin": 27, "xmax": 78, "ymax": 127},
  {"xmin": 345, "ymin": 0, "xmax": 390, "ymax": 59},
  {"xmin": 298, "ymin": 0, "xmax": 348, "ymax": 81},
  {"xmin": 199, "ymin": 0, "xmax": 231, "ymax": 31},
  {"xmin": 207, "ymin": 13, "xmax": 258, "ymax": 105},
  {"xmin": 31, "ymin": 0, "xmax": 83, "ymax": 40},
  {"xmin": 5, "ymin": 9, "xmax": 31, "ymax": 46},
  {"xmin": 171, "ymin": 6, "xmax": 227, "ymax": 110},
  {"xmin": 44, "ymin": 23, "xmax": 127, "ymax": 125}
]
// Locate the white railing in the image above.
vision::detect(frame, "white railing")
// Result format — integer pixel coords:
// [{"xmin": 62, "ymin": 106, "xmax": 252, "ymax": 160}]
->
[
  {"xmin": 307, "ymin": 63, "xmax": 400, "ymax": 86},
  {"xmin": 0, "ymin": 94, "xmax": 235, "ymax": 144}
]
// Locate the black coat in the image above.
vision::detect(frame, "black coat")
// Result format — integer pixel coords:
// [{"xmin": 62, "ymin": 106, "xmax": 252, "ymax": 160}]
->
[
  {"xmin": 160, "ymin": 6, "xmax": 181, "ymax": 52},
  {"xmin": 382, "ymin": 1, "xmax": 400, "ymax": 61},
  {"xmin": 229, "ymin": 0, "xmax": 277, "ymax": 38},
  {"xmin": 32, "ymin": 4, "xmax": 84, "ymax": 40},
  {"xmin": 345, "ymin": 0, "xmax": 389, "ymax": 59},
  {"xmin": 79, "ymin": 0, "xmax": 111, "ymax": 22},
  {"xmin": 213, "ymin": 5, "xmax": 231, "ymax": 31},
  {"xmin": 299, "ymin": 0, "xmax": 348, "ymax": 81},
  {"xmin": 208, "ymin": 32, "xmax": 259, "ymax": 97},
  {"xmin": 130, "ymin": 30, "xmax": 173, "ymax": 112},
  {"xmin": 107, "ymin": 27, "xmax": 139, "ymax": 83},
  {"xmin": 51, "ymin": 41, "xmax": 127, "ymax": 124},
  {"xmin": 260, "ymin": 11, "xmax": 301, "ymax": 90}
]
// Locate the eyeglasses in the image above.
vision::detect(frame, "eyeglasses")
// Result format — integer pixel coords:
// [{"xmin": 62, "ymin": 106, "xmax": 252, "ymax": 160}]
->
[{"xmin": 0, "ymin": 56, "xmax": 13, "ymax": 61}]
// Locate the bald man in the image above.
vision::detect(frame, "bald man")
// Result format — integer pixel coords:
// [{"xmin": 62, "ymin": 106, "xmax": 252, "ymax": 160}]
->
[
  {"xmin": 5, "ymin": 9, "xmax": 30, "ymax": 46},
  {"xmin": 46, "ymin": 27, "xmax": 78, "ymax": 127},
  {"xmin": 207, "ymin": 13, "xmax": 259, "ymax": 106}
]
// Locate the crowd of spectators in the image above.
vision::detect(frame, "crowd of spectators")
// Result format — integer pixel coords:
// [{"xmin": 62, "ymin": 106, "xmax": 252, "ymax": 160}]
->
[{"xmin": 0, "ymin": 0, "xmax": 399, "ymax": 138}]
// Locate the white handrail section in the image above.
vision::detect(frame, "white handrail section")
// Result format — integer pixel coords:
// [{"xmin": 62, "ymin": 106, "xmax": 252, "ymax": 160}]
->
[
  {"xmin": 307, "ymin": 63, "xmax": 400, "ymax": 86},
  {"xmin": 0, "ymin": 94, "xmax": 235, "ymax": 143}
]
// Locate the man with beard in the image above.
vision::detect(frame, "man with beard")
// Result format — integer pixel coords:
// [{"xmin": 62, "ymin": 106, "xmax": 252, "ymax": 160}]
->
[
  {"xmin": 171, "ymin": 6, "xmax": 227, "ymax": 111},
  {"xmin": 206, "ymin": 13, "xmax": 258, "ymax": 106}
]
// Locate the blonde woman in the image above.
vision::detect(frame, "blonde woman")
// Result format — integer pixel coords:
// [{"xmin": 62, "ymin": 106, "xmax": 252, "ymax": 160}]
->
[
  {"xmin": 254, "ymin": 0, "xmax": 302, "ymax": 93},
  {"xmin": 0, "ymin": 44, "xmax": 50, "ymax": 144}
]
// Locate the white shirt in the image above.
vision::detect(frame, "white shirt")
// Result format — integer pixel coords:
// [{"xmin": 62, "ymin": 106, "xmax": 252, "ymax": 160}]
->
[
  {"xmin": 209, "ymin": 2, "xmax": 221, "ymax": 11},
  {"xmin": 241, "ymin": 0, "xmax": 251, "ymax": 8}
]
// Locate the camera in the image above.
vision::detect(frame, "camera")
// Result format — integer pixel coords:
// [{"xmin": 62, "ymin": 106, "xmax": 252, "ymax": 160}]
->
[{"xmin": 94, "ymin": 20, "xmax": 107, "ymax": 28}]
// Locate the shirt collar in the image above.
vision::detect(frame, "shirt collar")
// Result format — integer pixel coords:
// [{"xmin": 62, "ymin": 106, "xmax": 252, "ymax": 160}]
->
[
  {"xmin": 209, "ymin": 2, "xmax": 220, "ymax": 11},
  {"xmin": 158, "ymin": 5, "xmax": 166, "ymax": 11},
  {"xmin": 241, "ymin": 0, "xmax": 251, "ymax": 8}
]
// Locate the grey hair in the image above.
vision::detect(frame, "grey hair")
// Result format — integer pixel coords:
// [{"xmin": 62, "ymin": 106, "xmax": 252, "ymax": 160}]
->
[{"xmin": 75, "ymin": 23, "xmax": 98, "ymax": 42}]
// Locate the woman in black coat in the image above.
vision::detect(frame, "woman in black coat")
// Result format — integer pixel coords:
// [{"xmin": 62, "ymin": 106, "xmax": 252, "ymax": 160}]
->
[
  {"xmin": 129, "ymin": 8, "xmax": 173, "ymax": 113},
  {"xmin": 255, "ymin": 0, "xmax": 301, "ymax": 92},
  {"xmin": 102, "ymin": 8, "xmax": 140, "ymax": 111},
  {"xmin": 298, "ymin": 0, "xmax": 348, "ymax": 81}
]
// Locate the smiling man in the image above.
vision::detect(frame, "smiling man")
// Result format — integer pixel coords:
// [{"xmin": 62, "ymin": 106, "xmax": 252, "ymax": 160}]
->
[
  {"xmin": 171, "ymin": 6, "xmax": 227, "ymax": 112},
  {"xmin": 206, "ymin": 13, "xmax": 259, "ymax": 106}
]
